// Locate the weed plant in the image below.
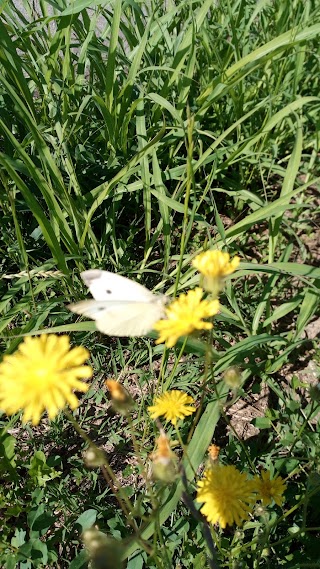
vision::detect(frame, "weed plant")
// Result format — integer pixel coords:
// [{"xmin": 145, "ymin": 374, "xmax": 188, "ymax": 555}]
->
[{"xmin": 0, "ymin": 0, "xmax": 320, "ymax": 567}]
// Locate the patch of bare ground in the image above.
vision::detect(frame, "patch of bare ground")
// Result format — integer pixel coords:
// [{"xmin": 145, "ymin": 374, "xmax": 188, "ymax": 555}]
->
[
  {"xmin": 277, "ymin": 355, "xmax": 320, "ymax": 424},
  {"xmin": 226, "ymin": 382, "xmax": 269, "ymax": 440},
  {"xmin": 219, "ymin": 349, "xmax": 319, "ymax": 449}
]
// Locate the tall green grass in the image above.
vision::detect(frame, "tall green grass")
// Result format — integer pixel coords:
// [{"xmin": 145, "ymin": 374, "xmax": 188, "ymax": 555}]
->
[{"xmin": 0, "ymin": 0, "xmax": 320, "ymax": 567}]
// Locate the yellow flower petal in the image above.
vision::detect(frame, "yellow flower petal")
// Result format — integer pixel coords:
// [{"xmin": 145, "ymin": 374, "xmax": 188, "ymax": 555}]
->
[
  {"xmin": 196, "ymin": 465, "xmax": 256, "ymax": 528},
  {"xmin": 148, "ymin": 390, "xmax": 196, "ymax": 425},
  {"xmin": 154, "ymin": 288, "xmax": 220, "ymax": 347},
  {"xmin": 253, "ymin": 470, "xmax": 287, "ymax": 506},
  {"xmin": 0, "ymin": 335, "xmax": 92, "ymax": 425},
  {"xmin": 193, "ymin": 250, "xmax": 240, "ymax": 278},
  {"xmin": 192, "ymin": 251, "xmax": 240, "ymax": 295}
]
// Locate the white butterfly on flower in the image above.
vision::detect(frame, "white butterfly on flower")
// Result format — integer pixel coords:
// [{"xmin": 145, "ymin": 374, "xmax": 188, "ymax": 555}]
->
[{"xmin": 68, "ymin": 270, "xmax": 167, "ymax": 337}]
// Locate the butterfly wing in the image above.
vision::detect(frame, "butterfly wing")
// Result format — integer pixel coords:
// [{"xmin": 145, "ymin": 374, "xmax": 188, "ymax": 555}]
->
[
  {"xmin": 68, "ymin": 299, "xmax": 165, "ymax": 337},
  {"xmin": 80, "ymin": 270, "xmax": 155, "ymax": 302},
  {"xmin": 68, "ymin": 299, "xmax": 113, "ymax": 320},
  {"xmin": 96, "ymin": 300, "xmax": 165, "ymax": 336}
]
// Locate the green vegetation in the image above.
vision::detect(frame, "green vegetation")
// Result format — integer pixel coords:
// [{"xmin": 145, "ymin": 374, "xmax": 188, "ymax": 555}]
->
[{"xmin": 0, "ymin": 0, "xmax": 320, "ymax": 567}]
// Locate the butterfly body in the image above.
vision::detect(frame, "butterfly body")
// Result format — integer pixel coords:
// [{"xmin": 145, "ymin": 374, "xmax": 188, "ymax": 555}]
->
[{"xmin": 68, "ymin": 270, "xmax": 166, "ymax": 337}]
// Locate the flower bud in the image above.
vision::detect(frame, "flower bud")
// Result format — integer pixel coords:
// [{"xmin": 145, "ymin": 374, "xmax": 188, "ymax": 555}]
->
[
  {"xmin": 150, "ymin": 432, "xmax": 178, "ymax": 483},
  {"xmin": 255, "ymin": 504, "xmax": 265, "ymax": 517},
  {"xmin": 84, "ymin": 445, "xmax": 106, "ymax": 468},
  {"xmin": 208, "ymin": 444, "xmax": 220, "ymax": 460},
  {"xmin": 106, "ymin": 379, "xmax": 135, "ymax": 414},
  {"xmin": 82, "ymin": 528, "xmax": 124, "ymax": 569},
  {"xmin": 201, "ymin": 275, "xmax": 224, "ymax": 298},
  {"xmin": 223, "ymin": 366, "xmax": 242, "ymax": 389}
]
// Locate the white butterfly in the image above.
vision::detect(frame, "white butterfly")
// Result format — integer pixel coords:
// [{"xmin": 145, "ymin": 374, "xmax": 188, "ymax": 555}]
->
[{"xmin": 68, "ymin": 270, "xmax": 167, "ymax": 337}]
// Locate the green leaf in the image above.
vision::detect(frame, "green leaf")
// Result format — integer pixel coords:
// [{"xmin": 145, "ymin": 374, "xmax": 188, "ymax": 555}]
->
[
  {"xmin": 69, "ymin": 550, "xmax": 89, "ymax": 569},
  {"xmin": 0, "ymin": 152, "xmax": 69, "ymax": 273},
  {"xmin": 269, "ymin": 117, "xmax": 303, "ymax": 258},
  {"xmin": 75, "ymin": 509, "xmax": 98, "ymax": 531},
  {"xmin": 28, "ymin": 505, "xmax": 55, "ymax": 536},
  {"xmin": 253, "ymin": 417, "xmax": 272, "ymax": 429},
  {"xmin": 295, "ymin": 285, "xmax": 320, "ymax": 338},
  {"xmin": 199, "ymin": 23, "xmax": 320, "ymax": 104},
  {"xmin": 28, "ymin": 451, "xmax": 61, "ymax": 487},
  {"xmin": 239, "ymin": 261, "xmax": 320, "ymax": 281},
  {"xmin": 265, "ymin": 341, "xmax": 304, "ymax": 374},
  {"xmin": 147, "ymin": 93, "xmax": 184, "ymax": 126},
  {"xmin": 4, "ymin": 554, "xmax": 19, "ymax": 569},
  {"xmin": 213, "ymin": 334, "xmax": 286, "ymax": 374},
  {"xmin": 0, "ymin": 429, "xmax": 17, "ymax": 475},
  {"xmin": 223, "ymin": 183, "xmax": 317, "ymax": 245},
  {"xmin": 11, "ymin": 528, "xmax": 26, "ymax": 548},
  {"xmin": 60, "ymin": 0, "xmax": 108, "ymax": 16},
  {"xmin": 30, "ymin": 538, "xmax": 48, "ymax": 565},
  {"xmin": 127, "ymin": 552, "xmax": 146, "ymax": 569},
  {"xmin": 263, "ymin": 296, "xmax": 303, "ymax": 327}
]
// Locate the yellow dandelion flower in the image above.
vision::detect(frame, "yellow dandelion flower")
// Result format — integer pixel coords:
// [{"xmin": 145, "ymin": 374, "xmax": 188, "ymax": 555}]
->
[
  {"xmin": 254, "ymin": 470, "xmax": 287, "ymax": 506},
  {"xmin": 0, "ymin": 335, "xmax": 92, "ymax": 425},
  {"xmin": 193, "ymin": 250, "xmax": 240, "ymax": 295},
  {"xmin": 193, "ymin": 250, "xmax": 240, "ymax": 277},
  {"xmin": 196, "ymin": 465, "xmax": 256, "ymax": 528},
  {"xmin": 154, "ymin": 288, "xmax": 219, "ymax": 347},
  {"xmin": 148, "ymin": 390, "xmax": 196, "ymax": 426}
]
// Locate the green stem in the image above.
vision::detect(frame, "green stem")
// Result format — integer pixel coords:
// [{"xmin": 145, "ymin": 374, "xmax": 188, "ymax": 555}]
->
[
  {"xmin": 164, "ymin": 337, "xmax": 188, "ymax": 390},
  {"xmin": 64, "ymin": 409, "xmax": 137, "ymax": 529}
]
